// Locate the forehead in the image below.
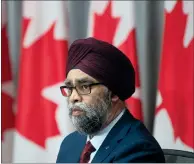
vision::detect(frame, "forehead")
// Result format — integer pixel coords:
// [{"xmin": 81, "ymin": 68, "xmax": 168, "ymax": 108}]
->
[{"xmin": 65, "ymin": 69, "xmax": 97, "ymax": 84}]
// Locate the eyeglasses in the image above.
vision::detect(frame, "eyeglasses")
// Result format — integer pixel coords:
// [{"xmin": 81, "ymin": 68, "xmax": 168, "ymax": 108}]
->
[{"xmin": 60, "ymin": 83, "xmax": 103, "ymax": 97}]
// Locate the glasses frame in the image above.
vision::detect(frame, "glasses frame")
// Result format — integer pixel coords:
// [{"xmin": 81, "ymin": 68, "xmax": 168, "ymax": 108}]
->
[{"xmin": 60, "ymin": 83, "xmax": 103, "ymax": 97}]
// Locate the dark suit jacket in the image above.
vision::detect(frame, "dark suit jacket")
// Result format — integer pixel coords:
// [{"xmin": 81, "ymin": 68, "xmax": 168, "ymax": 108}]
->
[{"xmin": 56, "ymin": 110, "xmax": 165, "ymax": 163}]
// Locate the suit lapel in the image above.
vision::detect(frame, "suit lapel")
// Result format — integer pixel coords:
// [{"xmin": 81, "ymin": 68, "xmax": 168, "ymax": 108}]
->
[{"xmin": 91, "ymin": 110, "xmax": 134, "ymax": 163}]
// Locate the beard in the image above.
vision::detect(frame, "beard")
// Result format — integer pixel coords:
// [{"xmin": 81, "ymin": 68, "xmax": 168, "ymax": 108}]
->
[{"xmin": 67, "ymin": 91, "xmax": 112, "ymax": 135}]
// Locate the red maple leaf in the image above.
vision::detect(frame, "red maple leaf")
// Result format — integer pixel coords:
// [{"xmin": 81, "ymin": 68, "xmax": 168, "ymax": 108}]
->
[
  {"xmin": 93, "ymin": 1, "xmax": 120, "ymax": 44},
  {"xmin": 1, "ymin": 25, "xmax": 15, "ymax": 140},
  {"xmin": 92, "ymin": 1, "xmax": 143, "ymax": 120},
  {"xmin": 16, "ymin": 18, "xmax": 68, "ymax": 148},
  {"xmin": 156, "ymin": 1, "xmax": 194, "ymax": 148}
]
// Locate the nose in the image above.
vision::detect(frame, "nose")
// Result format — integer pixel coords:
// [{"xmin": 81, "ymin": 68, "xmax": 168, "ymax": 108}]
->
[{"xmin": 69, "ymin": 88, "xmax": 82, "ymax": 104}]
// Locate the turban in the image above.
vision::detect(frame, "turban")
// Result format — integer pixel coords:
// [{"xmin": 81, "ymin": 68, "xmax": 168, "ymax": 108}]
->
[{"xmin": 66, "ymin": 37, "xmax": 135, "ymax": 101}]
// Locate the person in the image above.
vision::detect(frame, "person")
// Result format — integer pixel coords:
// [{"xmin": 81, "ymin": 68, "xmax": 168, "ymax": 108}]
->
[{"xmin": 56, "ymin": 37, "xmax": 165, "ymax": 163}]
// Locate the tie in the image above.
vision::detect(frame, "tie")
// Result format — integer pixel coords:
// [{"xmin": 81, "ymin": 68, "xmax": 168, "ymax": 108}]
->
[{"xmin": 80, "ymin": 141, "xmax": 96, "ymax": 163}]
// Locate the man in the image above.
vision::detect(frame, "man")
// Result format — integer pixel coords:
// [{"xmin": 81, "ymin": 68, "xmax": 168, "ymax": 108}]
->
[{"xmin": 56, "ymin": 37, "xmax": 165, "ymax": 163}]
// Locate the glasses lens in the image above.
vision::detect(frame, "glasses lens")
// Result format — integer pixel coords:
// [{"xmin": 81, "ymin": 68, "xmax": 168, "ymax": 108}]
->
[
  {"xmin": 77, "ymin": 85, "xmax": 90, "ymax": 95},
  {"xmin": 61, "ymin": 87, "xmax": 69, "ymax": 97}
]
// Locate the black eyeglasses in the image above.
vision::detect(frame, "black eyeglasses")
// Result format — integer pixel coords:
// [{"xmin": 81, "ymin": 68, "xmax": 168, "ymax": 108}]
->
[{"xmin": 60, "ymin": 83, "xmax": 103, "ymax": 97}]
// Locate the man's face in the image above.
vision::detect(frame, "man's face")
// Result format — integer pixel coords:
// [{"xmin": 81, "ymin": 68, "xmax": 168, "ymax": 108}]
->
[{"xmin": 64, "ymin": 69, "xmax": 112, "ymax": 135}]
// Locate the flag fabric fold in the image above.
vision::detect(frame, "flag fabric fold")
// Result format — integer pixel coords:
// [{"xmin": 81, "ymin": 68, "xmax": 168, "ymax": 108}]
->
[
  {"xmin": 1, "ymin": 1, "xmax": 15, "ymax": 162},
  {"xmin": 13, "ymin": 1, "xmax": 74, "ymax": 162},
  {"xmin": 154, "ymin": 0, "xmax": 194, "ymax": 152}
]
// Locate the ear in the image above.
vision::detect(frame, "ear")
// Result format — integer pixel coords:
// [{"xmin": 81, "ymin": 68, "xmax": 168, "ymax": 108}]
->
[{"xmin": 111, "ymin": 93, "xmax": 119, "ymax": 102}]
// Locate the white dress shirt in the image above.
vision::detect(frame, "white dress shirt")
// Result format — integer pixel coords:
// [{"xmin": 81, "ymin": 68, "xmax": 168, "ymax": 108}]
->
[{"xmin": 87, "ymin": 109, "xmax": 125, "ymax": 163}]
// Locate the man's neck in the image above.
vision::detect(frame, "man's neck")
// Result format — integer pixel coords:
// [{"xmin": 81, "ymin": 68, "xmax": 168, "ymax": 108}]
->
[{"xmin": 102, "ymin": 100, "xmax": 126, "ymax": 130}]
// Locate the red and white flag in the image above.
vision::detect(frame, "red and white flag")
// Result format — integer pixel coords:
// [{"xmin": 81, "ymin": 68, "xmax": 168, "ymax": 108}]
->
[
  {"xmin": 1, "ymin": 1, "xmax": 15, "ymax": 162},
  {"xmin": 87, "ymin": 1, "xmax": 143, "ymax": 120},
  {"xmin": 154, "ymin": 0, "xmax": 194, "ymax": 152},
  {"xmin": 13, "ymin": 1, "xmax": 74, "ymax": 162}
]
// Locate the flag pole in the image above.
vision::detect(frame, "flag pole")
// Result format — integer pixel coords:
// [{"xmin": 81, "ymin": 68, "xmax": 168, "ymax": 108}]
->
[{"xmin": 135, "ymin": 1, "xmax": 164, "ymax": 134}]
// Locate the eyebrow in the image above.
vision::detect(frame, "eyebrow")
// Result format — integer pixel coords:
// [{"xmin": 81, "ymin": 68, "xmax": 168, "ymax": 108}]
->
[
  {"xmin": 64, "ymin": 80, "xmax": 72, "ymax": 86},
  {"xmin": 76, "ymin": 77, "xmax": 96, "ymax": 84},
  {"xmin": 64, "ymin": 77, "xmax": 96, "ymax": 86}
]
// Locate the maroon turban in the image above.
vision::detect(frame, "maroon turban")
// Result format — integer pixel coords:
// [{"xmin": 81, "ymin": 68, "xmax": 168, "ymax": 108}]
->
[{"xmin": 66, "ymin": 37, "xmax": 135, "ymax": 101}]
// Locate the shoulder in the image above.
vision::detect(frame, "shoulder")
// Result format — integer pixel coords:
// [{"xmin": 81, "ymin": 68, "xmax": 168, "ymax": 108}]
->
[
  {"xmin": 121, "ymin": 111, "xmax": 160, "ymax": 143},
  {"xmin": 56, "ymin": 131, "xmax": 85, "ymax": 162},
  {"xmin": 124, "ymin": 115, "xmax": 163, "ymax": 151},
  {"xmin": 60, "ymin": 131, "xmax": 82, "ymax": 147},
  {"xmin": 114, "ymin": 138, "xmax": 165, "ymax": 162},
  {"xmin": 115, "ymin": 118, "xmax": 165, "ymax": 162}
]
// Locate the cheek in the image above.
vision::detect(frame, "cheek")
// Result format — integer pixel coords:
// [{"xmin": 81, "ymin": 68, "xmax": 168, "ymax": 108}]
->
[
  {"xmin": 82, "ymin": 96, "xmax": 94, "ymax": 105},
  {"xmin": 82, "ymin": 95, "xmax": 99, "ymax": 106}
]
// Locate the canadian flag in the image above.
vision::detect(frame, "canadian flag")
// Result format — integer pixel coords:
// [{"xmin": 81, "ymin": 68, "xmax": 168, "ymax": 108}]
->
[
  {"xmin": 87, "ymin": 1, "xmax": 143, "ymax": 120},
  {"xmin": 13, "ymin": 1, "xmax": 74, "ymax": 162},
  {"xmin": 154, "ymin": 0, "xmax": 194, "ymax": 152},
  {"xmin": 1, "ymin": 1, "xmax": 15, "ymax": 162}
]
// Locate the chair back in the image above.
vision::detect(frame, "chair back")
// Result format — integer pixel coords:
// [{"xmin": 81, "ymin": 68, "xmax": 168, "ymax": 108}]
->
[{"xmin": 163, "ymin": 149, "xmax": 194, "ymax": 163}]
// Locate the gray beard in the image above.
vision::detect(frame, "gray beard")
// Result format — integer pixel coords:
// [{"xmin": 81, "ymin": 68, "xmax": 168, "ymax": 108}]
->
[{"xmin": 68, "ymin": 92, "xmax": 112, "ymax": 135}]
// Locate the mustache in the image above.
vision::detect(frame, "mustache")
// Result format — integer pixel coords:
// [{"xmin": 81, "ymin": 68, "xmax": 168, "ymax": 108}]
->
[{"xmin": 68, "ymin": 102, "xmax": 90, "ymax": 115}]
